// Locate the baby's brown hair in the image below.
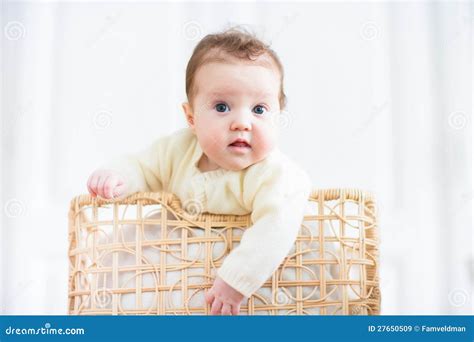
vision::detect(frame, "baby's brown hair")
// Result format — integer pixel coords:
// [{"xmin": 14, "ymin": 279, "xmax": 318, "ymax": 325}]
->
[{"xmin": 185, "ymin": 27, "xmax": 287, "ymax": 109}]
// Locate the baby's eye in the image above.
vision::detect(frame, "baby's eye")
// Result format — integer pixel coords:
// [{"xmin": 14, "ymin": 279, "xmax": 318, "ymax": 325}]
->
[
  {"xmin": 253, "ymin": 105, "xmax": 266, "ymax": 115},
  {"xmin": 215, "ymin": 103, "xmax": 229, "ymax": 113}
]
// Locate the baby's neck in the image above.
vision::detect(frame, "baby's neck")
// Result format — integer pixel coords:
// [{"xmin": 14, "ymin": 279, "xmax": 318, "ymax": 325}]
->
[{"xmin": 197, "ymin": 154, "xmax": 221, "ymax": 173}]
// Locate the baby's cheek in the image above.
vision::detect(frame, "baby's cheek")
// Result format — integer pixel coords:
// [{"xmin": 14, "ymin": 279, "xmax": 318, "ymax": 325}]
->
[
  {"xmin": 255, "ymin": 129, "xmax": 277, "ymax": 155},
  {"xmin": 202, "ymin": 136, "xmax": 224, "ymax": 155}
]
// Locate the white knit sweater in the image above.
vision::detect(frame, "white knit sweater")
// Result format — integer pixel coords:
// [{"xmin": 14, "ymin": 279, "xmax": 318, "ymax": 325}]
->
[{"xmin": 102, "ymin": 127, "xmax": 312, "ymax": 297}]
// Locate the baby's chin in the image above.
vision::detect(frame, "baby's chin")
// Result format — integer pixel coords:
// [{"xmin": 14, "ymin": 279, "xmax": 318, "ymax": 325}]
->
[{"xmin": 220, "ymin": 153, "xmax": 270, "ymax": 171}]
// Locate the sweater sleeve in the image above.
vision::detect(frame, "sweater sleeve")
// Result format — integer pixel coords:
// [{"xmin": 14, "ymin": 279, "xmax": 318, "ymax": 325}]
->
[
  {"xmin": 99, "ymin": 135, "xmax": 173, "ymax": 196},
  {"xmin": 216, "ymin": 164, "xmax": 312, "ymax": 298}
]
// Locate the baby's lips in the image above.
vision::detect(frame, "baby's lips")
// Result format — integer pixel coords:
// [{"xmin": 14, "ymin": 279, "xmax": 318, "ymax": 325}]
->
[{"xmin": 229, "ymin": 142, "xmax": 251, "ymax": 148}]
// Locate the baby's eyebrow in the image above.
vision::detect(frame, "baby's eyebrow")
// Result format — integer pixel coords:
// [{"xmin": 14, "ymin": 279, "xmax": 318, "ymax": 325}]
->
[
  {"xmin": 208, "ymin": 91, "xmax": 231, "ymax": 97},
  {"xmin": 208, "ymin": 90, "xmax": 273, "ymax": 98}
]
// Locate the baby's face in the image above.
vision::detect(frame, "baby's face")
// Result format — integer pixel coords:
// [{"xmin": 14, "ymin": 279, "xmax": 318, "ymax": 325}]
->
[{"xmin": 184, "ymin": 57, "xmax": 281, "ymax": 171}]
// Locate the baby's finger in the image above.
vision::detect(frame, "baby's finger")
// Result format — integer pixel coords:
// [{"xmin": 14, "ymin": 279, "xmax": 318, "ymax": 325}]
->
[
  {"xmin": 104, "ymin": 176, "xmax": 119, "ymax": 199},
  {"xmin": 88, "ymin": 173, "xmax": 100, "ymax": 197},
  {"xmin": 113, "ymin": 183, "xmax": 127, "ymax": 198},
  {"xmin": 231, "ymin": 303, "xmax": 241, "ymax": 316},
  {"xmin": 87, "ymin": 183, "xmax": 95, "ymax": 196},
  {"xmin": 204, "ymin": 291, "xmax": 214, "ymax": 305},
  {"xmin": 210, "ymin": 298, "xmax": 223, "ymax": 315},
  {"xmin": 97, "ymin": 175, "xmax": 110, "ymax": 198},
  {"xmin": 221, "ymin": 303, "xmax": 232, "ymax": 315},
  {"xmin": 87, "ymin": 176, "xmax": 96, "ymax": 196}
]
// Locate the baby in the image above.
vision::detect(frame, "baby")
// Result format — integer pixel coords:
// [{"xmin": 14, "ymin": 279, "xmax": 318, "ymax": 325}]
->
[{"xmin": 87, "ymin": 28, "xmax": 312, "ymax": 315}]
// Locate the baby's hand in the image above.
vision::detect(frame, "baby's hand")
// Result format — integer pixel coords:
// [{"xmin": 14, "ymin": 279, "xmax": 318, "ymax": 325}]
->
[
  {"xmin": 204, "ymin": 276, "xmax": 245, "ymax": 315},
  {"xmin": 87, "ymin": 169, "xmax": 127, "ymax": 199}
]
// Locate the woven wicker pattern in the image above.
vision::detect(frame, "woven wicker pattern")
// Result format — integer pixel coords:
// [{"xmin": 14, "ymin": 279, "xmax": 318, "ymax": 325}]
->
[{"xmin": 68, "ymin": 189, "xmax": 380, "ymax": 315}]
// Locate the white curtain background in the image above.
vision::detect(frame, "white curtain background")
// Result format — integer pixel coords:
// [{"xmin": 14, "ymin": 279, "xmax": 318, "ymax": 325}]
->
[{"xmin": 1, "ymin": 1, "xmax": 472, "ymax": 314}]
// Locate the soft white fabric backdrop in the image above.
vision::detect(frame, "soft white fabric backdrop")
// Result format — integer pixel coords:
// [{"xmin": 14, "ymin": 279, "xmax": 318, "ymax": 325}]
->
[{"xmin": 1, "ymin": 0, "xmax": 472, "ymax": 314}]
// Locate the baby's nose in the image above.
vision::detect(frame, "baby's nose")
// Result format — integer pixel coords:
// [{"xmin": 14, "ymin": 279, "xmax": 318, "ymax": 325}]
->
[{"xmin": 230, "ymin": 112, "xmax": 252, "ymax": 131}]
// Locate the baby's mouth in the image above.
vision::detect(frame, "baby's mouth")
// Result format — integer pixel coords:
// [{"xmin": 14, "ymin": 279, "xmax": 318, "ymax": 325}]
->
[
  {"xmin": 229, "ymin": 139, "xmax": 251, "ymax": 148},
  {"xmin": 229, "ymin": 142, "xmax": 251, "ymax": 148}
]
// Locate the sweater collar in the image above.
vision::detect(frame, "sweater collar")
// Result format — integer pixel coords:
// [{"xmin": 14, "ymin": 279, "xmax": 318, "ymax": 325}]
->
[{"xmin": 191, "ymin": 133, "xmax": 231, "ymax": 177}]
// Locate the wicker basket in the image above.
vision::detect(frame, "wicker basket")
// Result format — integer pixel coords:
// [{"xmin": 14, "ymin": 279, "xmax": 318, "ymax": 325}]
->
[{"xmin": 68, "ymin": 189, "xmax": 380, "ymax": 315}]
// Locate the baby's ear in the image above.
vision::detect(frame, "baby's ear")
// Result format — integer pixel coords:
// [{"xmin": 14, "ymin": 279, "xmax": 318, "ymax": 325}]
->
[{"xmin": 182, "ymin": 102, "xmax": 195, "ymax": 130}]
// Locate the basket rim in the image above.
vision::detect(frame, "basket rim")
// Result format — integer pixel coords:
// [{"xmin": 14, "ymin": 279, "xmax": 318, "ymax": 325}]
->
[{"xmin": 69, "ymin": 188, "xmax": 376, "ymax": 223}]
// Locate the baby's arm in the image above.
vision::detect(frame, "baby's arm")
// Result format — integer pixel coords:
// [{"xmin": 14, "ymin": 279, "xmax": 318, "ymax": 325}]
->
[
  {"xmin": 87, "ymin": 136, "xmax": 171, "ymax": 199},
  {"xmin": 206, "ymin": 165, "xmax": 312, "ymax": 314}
]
